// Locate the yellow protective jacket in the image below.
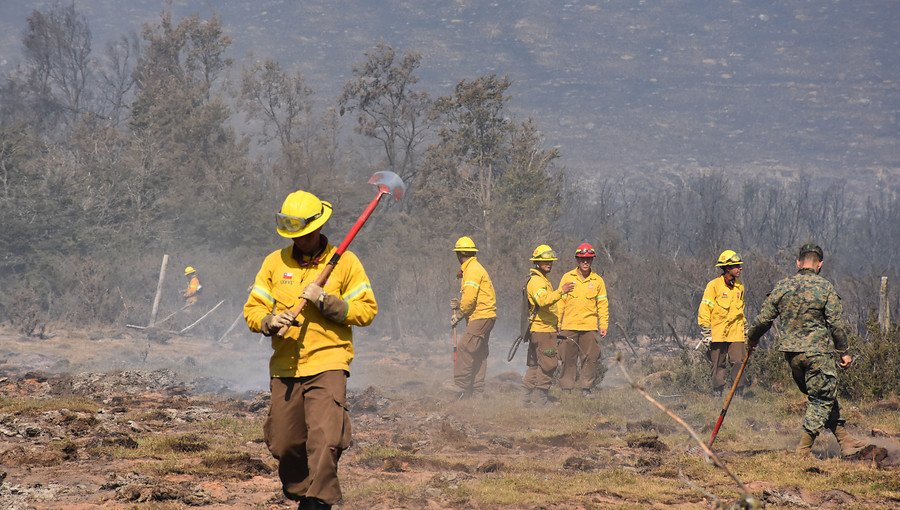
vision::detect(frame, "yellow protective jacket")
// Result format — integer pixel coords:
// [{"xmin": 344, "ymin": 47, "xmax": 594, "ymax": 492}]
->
[
  {"xmin": 184, "ymin": 276, "xmax": 201, "ymax": 298},
  {"xmin": 697, "ymin": 276, "xmax": 745, "ymax": 343},
  {"xmin": 458, "ymin": 256, "xmax": 496, "ymax": 321},
  {"xmin": 559, "ymin": 269, "xmax": 609, "ymax": 331},
  {"xmin": 244, "ymin": 243, "xmax": 378, "ymax": 377},
  {"xmin": 526, "ymin": 268, "xmax": 565, "ymax": 333}
]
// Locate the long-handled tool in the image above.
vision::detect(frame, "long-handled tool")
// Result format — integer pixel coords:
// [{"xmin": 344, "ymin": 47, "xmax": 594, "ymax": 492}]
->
[
  {"xmin": 451, "ymin": 323, "xmax": 458, "ymax": 369},
  {"xmin": 707, "ymin": 347, "xmax": 753, "ymax": 447},
  {"xmin": 277, "ymin": 171, "xmax": 406, "ymax": 336}
]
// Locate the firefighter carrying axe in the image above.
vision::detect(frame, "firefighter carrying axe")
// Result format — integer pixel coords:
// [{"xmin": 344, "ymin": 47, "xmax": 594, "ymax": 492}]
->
[
  {"xmin": 276, "ymin": 170, "xmax": 406, "ymax": 336},
  {"xmin": 707, "ymin": 347, "xmax": 753, "ymax": 448}
]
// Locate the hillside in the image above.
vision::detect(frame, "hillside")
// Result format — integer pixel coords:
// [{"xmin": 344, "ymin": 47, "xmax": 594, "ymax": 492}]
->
[{"xmin": 1, "ymin": 0, "xmax": 897, "ymax": 188}]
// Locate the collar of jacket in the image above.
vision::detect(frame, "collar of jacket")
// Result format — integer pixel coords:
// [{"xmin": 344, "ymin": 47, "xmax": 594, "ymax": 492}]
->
[
  {"xmin": 796, "ymin": 267, "xmax": 817, "ymax": 275},
  {"xmin": 292, "ymin": 234, "xmax": 330, "ymax": 267},
  {"xmin": 568, "ymin": 267, "xmax": 597, "ymax": 281},
  {"xmin": 721, "ymin": 274, "xmax": 741, "ymax": 288}
]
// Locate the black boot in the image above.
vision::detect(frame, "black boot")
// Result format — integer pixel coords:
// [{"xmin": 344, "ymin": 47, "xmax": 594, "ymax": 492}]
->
[
  {"xmin": 522, "ymin": 388, "xmax": 534, "ymax": 406},
  {"xmin": 299, "ymin": 497, "xmax": 332, "ymax": 510},
  {"xmin": 534, "ymin": 388, "xmax": 557, "ymax": 406}
]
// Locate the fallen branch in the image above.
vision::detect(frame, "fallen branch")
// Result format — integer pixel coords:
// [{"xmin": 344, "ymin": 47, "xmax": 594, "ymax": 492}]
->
[
  {"xmin": 179, "ymin": 300, "xmax": 225, "ymax": 334},
  {"xmin": 613, "ymin": 321, "xmax": 638, "ymax": 356},
  {"xmin": 615, "ymin": 353, "xmax": 748, "ymax": 494},
  {"xmin": 217, "ymin": 312, "xmax": 245, "ymax": 343},
  {"xmin": 667, "ymin": 322, "xmax": 688, "ymax": 351},
  {"xmin": 677, "ymin": 469, "xmax": 721, "ymax": 507}
]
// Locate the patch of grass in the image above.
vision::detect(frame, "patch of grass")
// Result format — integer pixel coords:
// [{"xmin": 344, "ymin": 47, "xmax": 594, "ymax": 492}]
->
[
  {"xmin": 469, "ymin": 468, "xmax": 699, "ymax": 507},
  {"xmin": 356, "ymin": 444, "xmax": 407, "ymax": 463},
  {"xmin": 0, "ymin": 395, "xmax": 99, "ymax": 414},
  {"xmin": 147, "ymin": 451, "xmax": 271, "ymax": 479},
  {"xmin": 194, "ymin": 415, "xmax": 264, "ymax": 444},
  {"xmin": 343, "ymin": 479, "xmax": 418, "ymax": 501}
]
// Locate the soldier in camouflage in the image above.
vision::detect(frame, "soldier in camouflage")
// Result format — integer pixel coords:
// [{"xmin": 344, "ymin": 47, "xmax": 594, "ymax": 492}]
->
[{"xmin": 746, "ymin": 243, "xmax": 884, "ymax": 461}]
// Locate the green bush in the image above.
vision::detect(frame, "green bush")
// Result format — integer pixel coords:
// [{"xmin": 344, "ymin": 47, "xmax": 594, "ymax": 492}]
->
[
  {"xmin": 629, "ymin": 350, "xmax": 710, "ymax": 394},
  {"xmin": 744, "ymin": 323, "xmax": 900, "ymax": 401},
  {"xmin": 840, "ymin": 323, "xmax": 900, "ymax": 400}
]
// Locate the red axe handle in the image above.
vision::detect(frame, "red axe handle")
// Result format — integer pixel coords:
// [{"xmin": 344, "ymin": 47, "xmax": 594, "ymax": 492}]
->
[
  {"xmin": 707, "ymin": 347, "xmax": 752, "ymax": 447},
  {"xmin": 276, "ymin": 191, "xmax": 385, "ymax": 336}
]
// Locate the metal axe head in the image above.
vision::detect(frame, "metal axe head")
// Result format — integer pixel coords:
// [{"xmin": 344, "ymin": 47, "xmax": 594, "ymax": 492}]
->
[{"xmin": 368, "ymin": 170, "xmax": 406, "ymax": 201}]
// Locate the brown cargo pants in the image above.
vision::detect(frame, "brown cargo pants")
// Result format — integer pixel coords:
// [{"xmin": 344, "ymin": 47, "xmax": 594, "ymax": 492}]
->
[
  {"xmin": 264, "ymin": 370, "xmax": 352, "ymax": 505},
  {"xmin": 558, "ymin": 330, "xmax": 601, "ymax": 391},
  {"xmin": 709, "ymin": 341, "xmax": 747, "ymax": 393},
  {"xmin": 523, "ymin": 331, "xmax": 559, "ymax": 391},
  {"xmin": 454, "ymin": 317, "xmax": 495, "ymax": 397}
]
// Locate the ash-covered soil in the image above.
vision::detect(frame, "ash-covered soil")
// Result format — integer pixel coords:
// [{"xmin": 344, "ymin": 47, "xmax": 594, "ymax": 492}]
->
[{"xmin": 1, "ymin": 327, "xmax": 898, "ymax": 509}]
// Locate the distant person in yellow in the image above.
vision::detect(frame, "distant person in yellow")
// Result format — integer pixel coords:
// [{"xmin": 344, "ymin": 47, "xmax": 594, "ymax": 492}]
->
[
  {"xmin": 697, "ymin": 249, "xmax": 747, "ymax": 396},
  {"xmin": 450, "ymin": 236, "xmax": 497, "ymax": 399},
  {"xmin": 558, "ymin": 243, "xmax": 609, "ymax": 396},
  {"xmin": 243, "ymin": 190, "xmax": 377, "ymax": 510},
  {"xmin": 523, "ymin": 245, "xmax": 574, "ymax": 405},
  {"xmin": 181, "ymin": 266, "xmax": 202, "ymax": 306}
]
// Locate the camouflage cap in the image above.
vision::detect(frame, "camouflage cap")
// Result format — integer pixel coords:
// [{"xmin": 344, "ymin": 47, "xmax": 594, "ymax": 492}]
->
[{"xmin": 798, "ymin": 243, "xmax": 824, "ymax": 261}]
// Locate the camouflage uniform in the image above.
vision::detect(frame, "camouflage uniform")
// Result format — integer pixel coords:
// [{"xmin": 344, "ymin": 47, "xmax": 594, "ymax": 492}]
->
[{"xmin": 746, "ymin": 268, "xmax": 849, "ymax": 436}]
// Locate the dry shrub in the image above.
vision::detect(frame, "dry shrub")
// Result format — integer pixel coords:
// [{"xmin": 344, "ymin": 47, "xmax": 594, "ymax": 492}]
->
[
  {"xmin": 200, "ymin": 452, "xmax": 271, "ymax": 479},
  {"xmin": 749, "ymin": 323, "xmax": 900, "ymax": 402},
  {"xmin": 633, "ymin": 351, "xmax": 709, "ymax": 394},
  {"xmin": 166, "ymin": 433, "xmax": 209, "ymax": 453},
  {"xmin": 56, "ymin": 256, "xmax": 123, "ymax": 324},
  {"xmin": 746, "ymin": 346, "xmax": 793, "ymax": 393},
  {"xmin": 0, "ymin": 283, "xmax": 48, "ymax": 336},
  {"xmin": 840, "ymin": 324, "xmax": 900, "ymax": 400}
]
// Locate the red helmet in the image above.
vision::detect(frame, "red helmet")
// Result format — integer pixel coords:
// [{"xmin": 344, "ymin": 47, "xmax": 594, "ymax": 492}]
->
[{"xmin": 575, "ymin": 242, "xmax": 596, "ymax": 258}]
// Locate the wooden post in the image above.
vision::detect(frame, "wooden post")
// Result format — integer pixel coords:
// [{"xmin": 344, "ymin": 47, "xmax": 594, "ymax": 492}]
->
[
  {"xmin": 149, "ymin": 254, "xmax": 169, "ymax": 326},
  {"xmin": 879, "ymin": 276, "xmax": 890, "ymax": 334}
]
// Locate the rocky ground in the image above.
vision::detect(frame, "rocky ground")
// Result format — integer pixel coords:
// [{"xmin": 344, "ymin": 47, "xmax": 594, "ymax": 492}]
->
[{"xmin": 1, "ymin": 326, "xmax": 898, "ymax": 509}]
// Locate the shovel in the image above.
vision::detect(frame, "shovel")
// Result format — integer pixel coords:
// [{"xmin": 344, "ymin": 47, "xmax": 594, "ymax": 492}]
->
[
  {"xmin": 277, "ymin": 171, "xmax": 406, "ymax": 336},
  {"xmin": 707, "ymin": 347, "xmax": 752, "ymax": 447}
]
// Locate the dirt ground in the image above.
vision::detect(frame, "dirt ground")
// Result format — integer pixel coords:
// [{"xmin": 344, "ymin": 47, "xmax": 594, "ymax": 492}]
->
[{"xmin": 1, "ymin": 326, "xmax": 898, "ymax": 509}]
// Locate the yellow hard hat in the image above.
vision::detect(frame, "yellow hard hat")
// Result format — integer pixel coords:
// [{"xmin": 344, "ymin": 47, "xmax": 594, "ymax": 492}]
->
[
  {"xmin": 716, "ymin": 250, "xmax": 743, "ymax": 267},
  {"xmin": 276, "ymin": 190, "xmax": 333, "ymax": 238},
  {"xmin": 530, "ymin": 244, "xmax": 558, "ymax": 261},
  {"xmin": 184, "ymin": 266, "xmax": 196, "ymax": 276},
  {"xmin": 453, "ymin": 236, "xmax": 478, "ymax": 252}
]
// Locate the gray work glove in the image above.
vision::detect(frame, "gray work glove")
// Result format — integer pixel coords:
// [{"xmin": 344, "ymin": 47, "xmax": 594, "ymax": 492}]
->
[
  {"xmin": 261, "ymin": 311, "xmax": 295, "ymax": 336},
  {"xmin": 300, "ymin": 283, "xmax": 324, "ymax": 304},
  {"xmin": 301, "ymin": 283, "xmax": 348, "ymax": 322},
  {"xmin": 319, "ymin": 293, "xmax": 349, "ymax": 323},
  {"xmin": 450, "ymin": 312, "xmax": 463, "ymax": 328},
  {"xmin": 450, "ymin": 298, "xmax": 460, "ymax": 311},
  {"xmin": 695, "ymin": 326, "xmax": 711, "ymax": 349}
]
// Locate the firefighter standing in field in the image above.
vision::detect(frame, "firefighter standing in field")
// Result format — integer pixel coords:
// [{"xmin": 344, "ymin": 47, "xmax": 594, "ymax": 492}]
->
[
  {"xmin": 450, "ymin": 236, "xmax": 497, "ymax": 399},
  {"xmin": 181, "ymin": 266, "xmax": 202, "ymax": 306},
  {"xmin": 697, "ymin": 250, "xmax": 748, "ymax": 396},
  {"xmin": 746, "ymin": 243, "xmax": 885, "ymax": 462},
  {"xmin": 558, "ymin": 243, "xmax": 609, "ymax": 396},
  {"xmin": 243, "ymin": 190, "xmax": 378, "ymax": 510},
  {"xmin": 522, "ymin": 245, "xmax": 575, "ymax": 405}
]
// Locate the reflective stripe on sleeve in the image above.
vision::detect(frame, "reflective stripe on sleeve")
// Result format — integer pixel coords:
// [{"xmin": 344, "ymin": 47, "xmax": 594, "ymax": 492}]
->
[
  {"xmin": 250, "ymin": 285, "xmax": 275, "ymax": 308},
  {"xmin": 463, "ymin": 281, "xmax": 480, "ymax": 289},
  {"xmin": 701, "ymin": 299, "xmax": 714, "ymax": 308},
  {"xmin": 596, "ymin": 294, "xmax": 607, "ymax": 302},
  {"xmin": 342, "ymin": 282, "xmax": 372, "ymax": 300}
]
